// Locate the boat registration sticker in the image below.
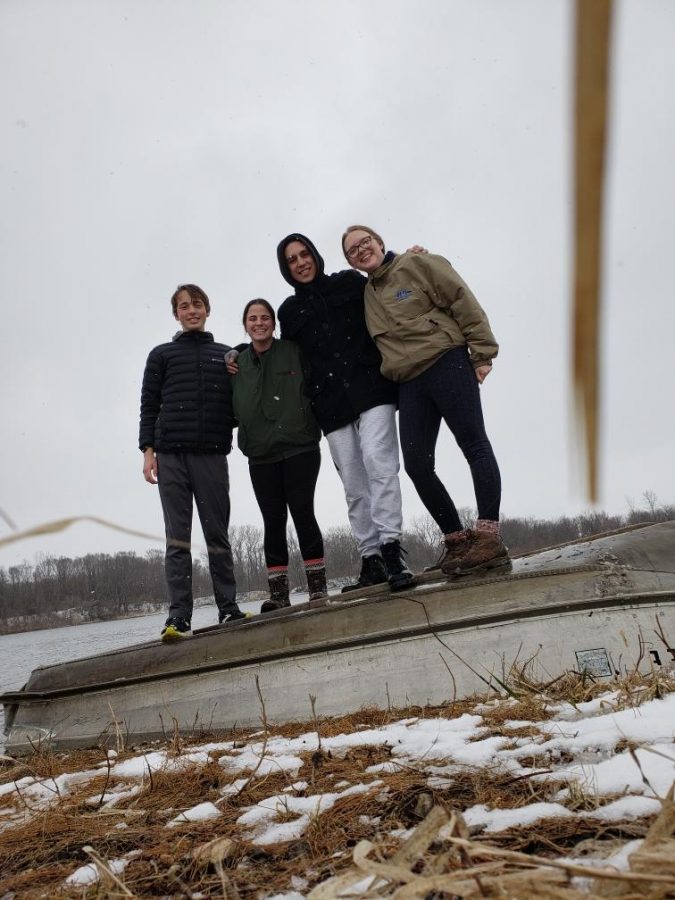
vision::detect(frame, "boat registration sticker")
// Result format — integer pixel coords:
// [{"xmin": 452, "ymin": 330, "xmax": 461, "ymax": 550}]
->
[{"xmin": 575, "ymin": 648, "xmax": 612, "ymax": 677}]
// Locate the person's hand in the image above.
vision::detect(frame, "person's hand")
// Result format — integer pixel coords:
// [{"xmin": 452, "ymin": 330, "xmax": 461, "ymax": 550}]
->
[
  {"xmin": 407, "ymin": 244, "xmax": 428, "ymax": 254},
  {"xmin": 225, "ymin": 349, "xmax": 239, "ymax": 376},
  {"xmin": 143, "ymin": 448, "xmax": 158, "ymax": 484},
  {"xmin": 475, "ymin": 365, "xmax": 492, "ymax": 384}
]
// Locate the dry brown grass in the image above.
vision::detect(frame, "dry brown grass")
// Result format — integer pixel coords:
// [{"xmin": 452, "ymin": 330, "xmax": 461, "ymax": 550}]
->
[{"xmin": 0, "ymin": 670, "xmax": 673, "ymax": 898}]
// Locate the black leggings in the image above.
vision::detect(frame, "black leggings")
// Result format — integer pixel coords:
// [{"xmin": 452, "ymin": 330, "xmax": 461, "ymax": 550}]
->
[
  {"xmin": 249, "ymin": 448, "xmax": 324, "ymax": 569},
  {"xmin": 399, "ymin": 346, "xmax": 502, "ymax": 534}
]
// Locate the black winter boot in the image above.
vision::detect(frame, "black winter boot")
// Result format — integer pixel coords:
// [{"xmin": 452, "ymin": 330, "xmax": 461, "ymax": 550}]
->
[
  {"xmin": 341, "ymin": 554, "xmax": 388, "ymax": 593},
  {"xmin": 261, "ymin": 572, "xmax": 291, "ymax": 613},
  {"xmin": 306, "ymin": 565, "xmax": 328, "ymax": 601},
  {"xmin": 380, "ymin": 540, "xmax": 416, "ymax": 591}
]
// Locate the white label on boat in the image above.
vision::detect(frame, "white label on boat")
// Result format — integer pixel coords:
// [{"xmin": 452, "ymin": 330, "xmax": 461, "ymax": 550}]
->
[{"xmin": 575, "ymin": 648, "xmax": 612, "ymax": 677}]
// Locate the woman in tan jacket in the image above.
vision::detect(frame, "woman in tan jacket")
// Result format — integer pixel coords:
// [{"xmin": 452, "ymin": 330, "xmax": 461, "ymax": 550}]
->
[{"xmin": 342, "ymin": 225, "xmax": 508, "ymax": 576}]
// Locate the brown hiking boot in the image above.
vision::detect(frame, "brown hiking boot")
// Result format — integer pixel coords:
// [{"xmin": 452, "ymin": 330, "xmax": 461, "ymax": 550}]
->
[
  {"xmin": 440, "ymin": 529, "xmax": 472, "ymax": 575},
  {"xmin": 456, "ymin": 530, "xmax": 510, "ymax": 574}
]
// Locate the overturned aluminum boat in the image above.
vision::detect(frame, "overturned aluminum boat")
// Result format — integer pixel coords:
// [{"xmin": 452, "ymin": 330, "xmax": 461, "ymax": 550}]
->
[{"xmin": 2, "ymin": 521, "xmax": 674, "ymax": 754}]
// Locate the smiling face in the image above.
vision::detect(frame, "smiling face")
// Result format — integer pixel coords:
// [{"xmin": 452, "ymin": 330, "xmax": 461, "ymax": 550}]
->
[
  {"xmin": 343, "ymin": 229, "xmax": 385, "ymax": 274},
  {"xmin": 244, "ymin": 302, "xmax": 275, "ymax": 349},
  {"xmin": 174, "ymin": 289, "xmax": 209, "ymax": 331},
  {"xmin": 285, "ymin": 240, "xmax": 317, "ymax": 284}
]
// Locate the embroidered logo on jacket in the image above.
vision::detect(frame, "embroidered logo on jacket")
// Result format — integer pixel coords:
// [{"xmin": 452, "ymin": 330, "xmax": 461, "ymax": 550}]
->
[{"xmin": 395, "ymin": 289, "xmax": 412, "ymax": 301}]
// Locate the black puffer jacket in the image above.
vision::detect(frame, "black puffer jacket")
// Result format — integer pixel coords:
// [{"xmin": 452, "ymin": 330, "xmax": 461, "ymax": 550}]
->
[
  {"xmin": 139, "ymin": 330, "xmax": 234, "ymax": 453},
  {"xmin": 276, "ymin": 233, "xmax": 396, "ymax": 435}
]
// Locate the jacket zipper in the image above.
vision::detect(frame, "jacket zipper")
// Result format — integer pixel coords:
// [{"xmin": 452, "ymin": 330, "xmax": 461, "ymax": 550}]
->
[{"xmin": 197, "ymin": 337, "xmax": 205, "ymax": 446}]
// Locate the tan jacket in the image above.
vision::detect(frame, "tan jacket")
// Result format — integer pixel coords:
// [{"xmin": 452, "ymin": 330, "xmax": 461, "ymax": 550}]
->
[{"xmin": 364, "ymin": 252, "xmax": 498, "ymax": 382}]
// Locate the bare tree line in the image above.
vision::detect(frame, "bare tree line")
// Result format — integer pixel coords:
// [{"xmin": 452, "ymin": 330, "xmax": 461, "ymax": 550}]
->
[{"xmin": 1, "ymin": 492, "xmax": 672, "ymax": 632}]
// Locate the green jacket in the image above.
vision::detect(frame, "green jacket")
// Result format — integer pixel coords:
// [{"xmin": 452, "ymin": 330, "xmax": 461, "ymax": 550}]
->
[
  {"xmin": 232, "ymin": 339, "xmax": 320, "ymax": 464},
  {"xmin": 365, "ymin": 252, "xmax": 498, "ymax": 382}
]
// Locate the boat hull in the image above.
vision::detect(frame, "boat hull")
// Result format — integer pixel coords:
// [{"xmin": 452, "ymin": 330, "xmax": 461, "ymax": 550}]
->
[{"xmin": 3, "ymin": 522, "xmax": 675, "ymax": 754}]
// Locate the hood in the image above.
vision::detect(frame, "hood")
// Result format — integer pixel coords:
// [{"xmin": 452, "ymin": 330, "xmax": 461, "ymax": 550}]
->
[{"xmin": 276, "ymin": 233, "xmax": 325, "ymax": 287}]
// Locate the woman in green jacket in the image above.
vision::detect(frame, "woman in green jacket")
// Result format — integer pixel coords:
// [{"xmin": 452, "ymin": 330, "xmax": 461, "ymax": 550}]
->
[{"xmin": 232, "ymin": 299, "xmax": 326, "ymax": 611}]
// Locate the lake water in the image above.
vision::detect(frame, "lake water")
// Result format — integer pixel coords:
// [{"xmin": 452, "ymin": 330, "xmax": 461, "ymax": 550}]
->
[{"xmin": 0, "ymin": 595, "xmax": 306, "ymax": 748}]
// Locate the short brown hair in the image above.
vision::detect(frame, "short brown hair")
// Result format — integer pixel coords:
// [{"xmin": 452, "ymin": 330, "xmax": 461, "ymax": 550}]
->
[
  {"xmin": 341, "ymin": 225, "xmax": 385, "ymax": 260},
  {"xmin": 170, "ymin": 283, "xmax": 211, "ymax": 316}
]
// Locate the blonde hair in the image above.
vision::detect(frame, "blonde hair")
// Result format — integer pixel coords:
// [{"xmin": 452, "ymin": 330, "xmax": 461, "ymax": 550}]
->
[{"xmin": 341, "ymin": 224, "xmax": 385, "ymax": 260}]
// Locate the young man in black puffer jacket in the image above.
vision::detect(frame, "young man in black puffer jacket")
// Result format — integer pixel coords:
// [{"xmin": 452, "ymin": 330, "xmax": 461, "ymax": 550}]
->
[
  {"xmin": 276, "ymin": 233, "xmax": 415, "ymax": 592},
  {"xmin": 139, "ymin": 283, "xmax": 244, "ymax": 640}
]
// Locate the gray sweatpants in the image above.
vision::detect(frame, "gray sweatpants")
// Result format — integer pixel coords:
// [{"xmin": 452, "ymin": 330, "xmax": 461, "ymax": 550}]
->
[
  {"xmin": 157, "ymin": 452, "xmax": 237, "ymax": 623},
  {"xmin": 326, "ymin": 404, "xmax": 403, "ymax": 557}
]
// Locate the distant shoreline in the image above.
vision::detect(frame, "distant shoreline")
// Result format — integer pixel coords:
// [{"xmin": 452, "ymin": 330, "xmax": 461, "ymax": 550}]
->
[{"xmin": 0, "ymin": 593, "xmax": 266, "ymax": 637}]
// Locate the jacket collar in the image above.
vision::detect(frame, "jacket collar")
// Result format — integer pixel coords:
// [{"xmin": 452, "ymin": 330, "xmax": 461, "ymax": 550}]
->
[
  {"xmin": 172, "ymin": 329, "xmax": 214, "ymax": 342},
  {"xmin": 370, "ymin": 250, "xmax": 397, "ymax": 282}
]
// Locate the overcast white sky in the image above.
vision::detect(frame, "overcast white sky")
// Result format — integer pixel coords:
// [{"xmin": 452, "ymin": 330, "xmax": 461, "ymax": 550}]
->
[{"xmin": 1, "ymin": 0, "xmax": 673, "ymax": 569}]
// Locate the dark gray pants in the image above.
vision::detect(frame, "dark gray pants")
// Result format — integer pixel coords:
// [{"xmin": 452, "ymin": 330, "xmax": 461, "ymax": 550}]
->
[{"xmin": 157, "ymin": 452, "xmax": 237, "ymax": 623}]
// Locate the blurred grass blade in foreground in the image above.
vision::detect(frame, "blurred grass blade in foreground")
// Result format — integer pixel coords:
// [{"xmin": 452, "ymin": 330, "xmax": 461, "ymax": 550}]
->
[{"xmin": 573, "ymin": 0, "xmax": 613, "ymax": 502}]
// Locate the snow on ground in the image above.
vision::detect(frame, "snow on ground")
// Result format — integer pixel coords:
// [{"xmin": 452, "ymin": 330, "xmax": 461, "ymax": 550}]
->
[
  {"xmin": 237, "ymin": 781, "xmax": 382, "ymax": 846},
  {"xmin": 0, "ymin": 689, "xmax": 673, "ymax": 888}
]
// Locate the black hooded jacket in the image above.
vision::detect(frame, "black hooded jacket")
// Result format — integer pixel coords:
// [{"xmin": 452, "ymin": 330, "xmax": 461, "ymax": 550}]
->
[{"xmin": 276, "ymin": 233, "xmax": 396, "ymax": 435}]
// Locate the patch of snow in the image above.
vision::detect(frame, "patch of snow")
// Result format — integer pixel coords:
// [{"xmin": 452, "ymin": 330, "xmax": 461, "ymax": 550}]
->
[
  {"xmin": 552, "ymin": 743, "xmax": 675, "ymax": 798},
  {"xmin": 359, "ymin": 814, "xmax": 381, "ymax": 825},
  {"xmin": 459, "ymin": 801, "xmax": 573, "ymax": 833},
  {"xmin": 0, "ymin": 776, "xmax": 33, "ymax": 798},
  {"xmin": 603, "ymin": 838, "xmax": 644, "ymax": 870},
  {"xmin": 238, "ymin": 781, "xmax": 379, "ymax": 845},
  {"xmin": 86, "ymin": 784, "xmax": 141, "ymax": 808},
  {"xmin": 167, "ymin": 801, "xmax": 222, "ymax": 827},
  {"xmin": 65, "ymin": 855, "xmax": 131, "ymax": 886},
  {"xmin": 586, "ymin": 795, "xmax": 662, "ymax": 821},
  {"xmin": 547, "ymin": 691, "xmax": 621, "ymax": 721},
  {"xmin": 283, "ymin": 780, "xmax": 308, "ymax": 793},
  {"xmin": 567, "ymin": 839, "xmax": 644, "ymax": 892},
  {"xmin": 220, "ymin": 778, "xmax": 249, "ymax": 796},
  {"xmin": 112, "ymin": 750, "xmax": 210, "ymax": 777},
  {"xmin": 219, "ymin": 749, "xmax": 305, "ymax": 777}
]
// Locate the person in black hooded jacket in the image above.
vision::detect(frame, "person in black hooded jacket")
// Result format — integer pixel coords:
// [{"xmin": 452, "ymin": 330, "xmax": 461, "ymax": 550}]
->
[{"xmin": 275, "ymin": 233, "xmax": 415, "ymax": 591}]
